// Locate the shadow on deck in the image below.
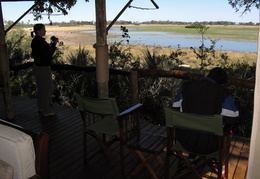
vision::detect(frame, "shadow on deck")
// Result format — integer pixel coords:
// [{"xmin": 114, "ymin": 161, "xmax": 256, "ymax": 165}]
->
[{"xmin": 0, "ymin": 94, "xmax": 249, "ymax": 179}]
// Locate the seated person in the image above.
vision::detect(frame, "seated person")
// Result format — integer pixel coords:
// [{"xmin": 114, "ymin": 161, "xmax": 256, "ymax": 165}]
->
[{"xmin": 172, "ymin": 67, "xmax": 239, "ymax": 155}]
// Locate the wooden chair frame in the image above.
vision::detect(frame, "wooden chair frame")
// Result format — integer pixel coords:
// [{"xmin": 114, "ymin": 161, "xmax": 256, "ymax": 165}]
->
[
  {"xmin": 164, "ymin": 108, "xmax": 231, "ymax": 179},
  {"xmin": 74, "ymin": 93, "xmax": 143, "ymax": 172},
  {"xmin": 120, "ymin": 117, "xmax": 168, "ymax": 179}
]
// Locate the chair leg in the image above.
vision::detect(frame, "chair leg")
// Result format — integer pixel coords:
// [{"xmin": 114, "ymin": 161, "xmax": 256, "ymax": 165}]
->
[
  {"xmin": 120, "ymin": 140, "xmax": 125, "ymax": 179},
  {"xmin": 130, "ymin": 152, "xmax": 156, "ymax": 176},
  {"xmin": 83, "ymin": 135, "xmax": 87, "ymax": 163},
  {"xmin": 156, "ymin": 155, "xmax": 165, "ymax": 173},
  {"xmin": 176, "ymin": 151, "xmax": 203, "ymax": 179},
  {"xmin": 130, "ymin": 151, "xmax": 164, "ymax": 179},
  {"xmin": 221, "ymin": 160, "xmax": 229, "ymax": 179},
  {"xmin": 83, "ymin": 131, "xmax": 120, "ymax": 168},
  {"xmin": 95, "ymin": 134, "xmax": 120, "ymax": 168},
  {"xmin": 225, "ymin": 163, "xmax": 228, "ymax": 179},
  {"xmin": 83, "ymin": 130, "xmax": 87, "ymax": 163}
]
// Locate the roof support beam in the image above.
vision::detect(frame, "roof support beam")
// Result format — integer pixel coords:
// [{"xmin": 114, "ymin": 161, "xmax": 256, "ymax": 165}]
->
[
  {"xmin": 5, "ymin": 2, "xmax": 39, "ymax": 34},
  {"xmin": 106, "ymin": 0, "xmax": 133, "ymax": 33}
]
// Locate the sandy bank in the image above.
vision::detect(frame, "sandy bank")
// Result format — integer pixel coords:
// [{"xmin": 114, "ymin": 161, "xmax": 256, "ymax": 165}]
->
[{"xmin": 24, "ymin": 25, "xmax": 96, "ymax": 32}]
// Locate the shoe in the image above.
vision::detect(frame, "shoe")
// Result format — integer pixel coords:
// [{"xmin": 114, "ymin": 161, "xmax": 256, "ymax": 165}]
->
[{"xmin": 42, "ymin": 111, "xmax": 56, "ymax": 117}]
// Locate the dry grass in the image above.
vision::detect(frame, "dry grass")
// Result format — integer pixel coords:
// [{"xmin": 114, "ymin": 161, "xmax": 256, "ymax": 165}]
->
[{"xmin": 24, "ymin": 25, "xmax": 257, "ymax": 66}]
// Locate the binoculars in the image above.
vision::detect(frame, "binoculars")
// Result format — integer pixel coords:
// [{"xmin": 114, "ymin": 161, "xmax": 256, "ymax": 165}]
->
[{"xmin": 50, "ymin": 36, "xmax": 64, "ymax": 46}]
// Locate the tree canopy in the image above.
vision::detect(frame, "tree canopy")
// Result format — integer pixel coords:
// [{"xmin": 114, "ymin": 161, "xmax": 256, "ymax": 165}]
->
[
  {"xmin": 30, "ymin": 0, "xmax": 259, "ymax": 22},
  {"xmin": 31, "ymin": 0, "xmax": 89, "ymax": 20},
  {"xmin": 228, "ymin": 0, "xmax": 259, "ymax": 14}
]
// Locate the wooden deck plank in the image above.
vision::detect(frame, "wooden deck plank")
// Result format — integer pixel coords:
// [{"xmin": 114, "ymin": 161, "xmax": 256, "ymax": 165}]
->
[
  {"xmin": 0, "ymin": 94, "xmax": 250, "ymax": 179},
  {"xmin": 229, "ymin": 136, "xmax": 246, "ymax": 178},
  {"xmin": 232, "ymin": 137, "xmax": 250, "ymax": 179}
]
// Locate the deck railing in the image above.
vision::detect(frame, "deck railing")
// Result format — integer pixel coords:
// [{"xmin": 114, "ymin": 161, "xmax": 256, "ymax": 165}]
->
[
  {"xmin": 10, "ymin": 62, "xmax": 255, "ymax": 104},
  {"xmin": 129, "ymin": 69, "xmax": 255, "ymax": 106},
  {"xmin": 10, "ymin": 62, "xmax": 255, "ymax": 108}
]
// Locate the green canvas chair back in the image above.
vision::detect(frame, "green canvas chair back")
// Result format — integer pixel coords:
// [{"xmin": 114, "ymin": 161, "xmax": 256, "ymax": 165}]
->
[
  {"xmin": 164, "ymin": 108, "xmax": 230, "ymax": 179},
  {"xmin": 75, "ymin": 93, "xmax": 120, "ymax": 116},
  {"xmin": 164, "ymin": 108, "xmax": 223, "ymax": 136}
]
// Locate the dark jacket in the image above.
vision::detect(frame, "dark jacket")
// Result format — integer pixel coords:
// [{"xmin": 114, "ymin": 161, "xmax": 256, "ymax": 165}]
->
[
  {"xmin": 31, "ymin": 36, "xmax": 56, "ymax": 66},
  {"xmin": 174, "ymin": 77, "xmax": 237, "ymax": 154}
]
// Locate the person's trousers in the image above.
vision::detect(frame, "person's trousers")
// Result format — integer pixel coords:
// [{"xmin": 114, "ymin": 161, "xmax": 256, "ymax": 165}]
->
[{"xmin": 33, "ymin": 64, "xmax": 54, "ymax": 114}]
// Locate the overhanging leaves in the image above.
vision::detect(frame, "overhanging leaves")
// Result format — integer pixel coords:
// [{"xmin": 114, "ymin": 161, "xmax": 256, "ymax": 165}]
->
[{"xmin": 31, "ymin": 0, "xmax": 89, "ymax": 21}]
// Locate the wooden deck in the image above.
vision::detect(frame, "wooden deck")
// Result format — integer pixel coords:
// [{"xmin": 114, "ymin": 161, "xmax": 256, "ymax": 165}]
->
[{"xmin": 0, "ymin": 94, "xmax": 249, "ymax": 179}]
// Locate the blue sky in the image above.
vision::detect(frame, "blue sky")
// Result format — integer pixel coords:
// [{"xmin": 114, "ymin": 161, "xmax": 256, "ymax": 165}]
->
[{"xmin": 1, "ymin": 0, "xmax": 259, "ymax": 24}]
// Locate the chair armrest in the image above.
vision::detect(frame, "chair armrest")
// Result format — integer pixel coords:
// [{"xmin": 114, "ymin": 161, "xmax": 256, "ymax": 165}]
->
[
  {"xmin": 119, "ymin": 103, "xmax": 143, "ymax": 116},
  {"xmin": 117, "ymin": 104, "xmax": 143, "ymax": 140}
]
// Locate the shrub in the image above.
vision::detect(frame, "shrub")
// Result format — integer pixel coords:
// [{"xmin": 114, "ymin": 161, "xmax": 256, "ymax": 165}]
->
[
  {"xmin": 66, "ymin": 45, "xmax": 95, "ymax": 66},
  {"xmin": 6, "ymin": 28, "xmax": 32, "ymax": 66},
  {"xmin": 185, "ymin": 23, "xmax": 206, "ymax": 29}
]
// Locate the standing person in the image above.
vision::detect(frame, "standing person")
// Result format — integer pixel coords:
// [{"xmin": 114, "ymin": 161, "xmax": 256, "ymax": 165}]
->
[
  {"xmin": 31, "ymin": 23, "xmax": 58, "ymax": 117},
  {"xmin": 172, "ymin": 67, "xmax": 239, "ymax": 155}
]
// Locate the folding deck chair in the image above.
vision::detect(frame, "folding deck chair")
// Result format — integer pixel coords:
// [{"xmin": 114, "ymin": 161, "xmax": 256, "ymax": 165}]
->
[
  {"xmin": 74, "ymin": 93, "xmax": 143, "ymax": 170},
  {"xmin": 121, "ymin": 118, "xmax": 168, "ymax": 178},
  {"xmin": 165, "ymin": 108, "xmax": 231, "ymax": 179}
]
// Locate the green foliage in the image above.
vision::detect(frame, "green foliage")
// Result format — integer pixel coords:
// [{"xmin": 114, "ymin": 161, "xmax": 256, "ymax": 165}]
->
[
  {"xmin": 228, "ymin": 0, "xmax": 259, "ymax": 14},
  {"xmin": 185, "ymin": 23, "xmax": 206, "ymax": 29},
  {"xmin": 107, "ymin": 40, "xmax": 140, "ymax": 109},
  {"xmin": 66, "ymin": 46, "xmax": 95, "ymax": 66},
  {"xmin": 190, "ymin": 26, "xmax": 229, "ymax": 72},
  {"xmin": 6, "ymin": 28, "xmax": 32, "ymax": 66},
  {"xmin": 139, "ymin": 48, "xmax": 184, "ymax": 124},
  {"xmin": 168, "ymin": 46, "xmax": 187, "ymax": 67},
  {"xmin": 53, "ymin": 45, "xmax": 96, "ymax": 106},
  {"xmin": 6, "ymin": 28, "xmax": 36, "ymax": 97},
  {"xmin": 108, "ymin": 42, "xmax": 138, "ymax": 70},
  {"xmin": 224, "ymin": 62, "xmax": 256, "ymax": 137},
  {"xmin": 32, "ymin": 0, "xmax": 79, "ymax": 21},
  {"xmin": 53, "ymin": 70, "xmax": 97, "ymax": 106},
  {"xmin": 108, "ymin": 26, "xmax": 140, "ymax": 71},
  {"xmin": 120, "ymin": 26, "xmax": 130, "ymax": 43},
  {"xmin": 10, "ymin": 69, "xmax": 36, "ymax": 98},
  {"xmin": 52, "ymin": 45, "xmax": 66, "ymax": 65}
]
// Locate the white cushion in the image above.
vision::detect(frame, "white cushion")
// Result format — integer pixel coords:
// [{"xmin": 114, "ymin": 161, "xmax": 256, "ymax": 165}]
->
[{"xmin": 0, "ymin": 124, "xmax": 36, "ymax": 179}]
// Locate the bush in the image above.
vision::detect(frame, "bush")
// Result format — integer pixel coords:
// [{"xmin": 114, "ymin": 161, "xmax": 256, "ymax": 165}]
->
[
  {"xmin": 66, "ymin": 45, "xmax": 95, "ymax": 66},
  {"xmin": 6, "ymin": 28, "xmax": 32, "ymax": 66},
  {"xmin": 185, "ymin": 23, "xmax": 206, "ymax": 29},
  {"xmin": 225, "ymin": 62, "xmax": 255, "ymax": 137}
]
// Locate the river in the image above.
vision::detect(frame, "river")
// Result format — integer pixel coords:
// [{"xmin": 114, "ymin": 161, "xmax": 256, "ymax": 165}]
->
[{"xmin": 83, "ymin": 28, "xmax": 258, "ymax": 53}]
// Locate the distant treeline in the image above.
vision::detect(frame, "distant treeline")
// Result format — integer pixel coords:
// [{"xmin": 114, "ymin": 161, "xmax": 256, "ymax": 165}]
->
[
  {"xmin": 116, "ymin": 20, "xmax": 259, "ymax": 26},
  {"xmin": 4, "ymin": 19, "xmax": 259, "ymax": 27}
]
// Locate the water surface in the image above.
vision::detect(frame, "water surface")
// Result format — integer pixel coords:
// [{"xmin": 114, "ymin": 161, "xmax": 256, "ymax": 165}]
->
[{"xmin": 83, "ymin": 28, "xmax": 258, "ymax": 53}]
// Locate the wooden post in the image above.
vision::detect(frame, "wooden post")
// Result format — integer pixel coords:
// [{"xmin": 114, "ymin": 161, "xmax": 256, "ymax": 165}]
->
[
  {"xmin": 94, "ymin": 0, "xmax": 109, "ymax": 99},
  {"xmin": 130, "ymin": 70, "xmax": 139, "ymax": 106},
  {"xmin": 0, "ymin": 2, "xmax": 14, "ymax": 120}
]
